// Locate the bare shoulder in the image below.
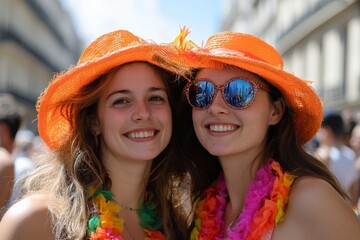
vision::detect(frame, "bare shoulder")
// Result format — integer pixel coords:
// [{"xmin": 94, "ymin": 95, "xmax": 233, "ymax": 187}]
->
[
  {"xmin": 274, "ymin": 176, "xmax": 360, "ymax": 240},
  {"xmin": 290, "ymin": 176, "xmax": 345, "ymax": 207},
  {"xmin": 0, "ymin": 193, "xmax": 54, "ymax": 240},
  {"xmin": 289, "ymin": 177, "xmax": 359, "ymax": 220}
]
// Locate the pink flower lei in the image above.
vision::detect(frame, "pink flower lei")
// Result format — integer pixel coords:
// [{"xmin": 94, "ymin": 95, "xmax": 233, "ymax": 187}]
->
[{"xmin": 190, "ymin": 159, "xmax": 296, "ymax": 240}]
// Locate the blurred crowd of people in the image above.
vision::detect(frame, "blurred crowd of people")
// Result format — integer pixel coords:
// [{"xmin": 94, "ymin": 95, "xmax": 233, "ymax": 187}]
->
[
  {"xmin": 306, "ymin": 110, "xmax": 360, "ymax": 213},
  {"xmin": 0, "ymin": 93, "xmax": 45, "ymax": 218}
]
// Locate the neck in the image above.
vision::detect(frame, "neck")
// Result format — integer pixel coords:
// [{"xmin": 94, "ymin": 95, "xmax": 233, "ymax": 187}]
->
[
  {"xmin": 87, "ymin": 159, "xmax": 163, "ymax": 240},
  {"xmin": 191, "ymin": 159, "xmax": 296, "ymax": 239},
  {"xmin": 219, "ymin": 152, "xmax": 264, "ymax": 221},
  {"xmin": 108, "ymin": 160, "xmax": 153, "ymax": 209},
  {"xmin": 109, "ymin": 161, "xmax": 152, "ymax": 240}
]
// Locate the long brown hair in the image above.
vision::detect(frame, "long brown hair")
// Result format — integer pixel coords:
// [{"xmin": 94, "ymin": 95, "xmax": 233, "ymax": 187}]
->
[
  {"xmin": 22, "ymin": 62, "xmax": 187, "ymax": 239},
  {"xmin": 265, "ymin": 79, "xmax": 347, "ymax": 199}
]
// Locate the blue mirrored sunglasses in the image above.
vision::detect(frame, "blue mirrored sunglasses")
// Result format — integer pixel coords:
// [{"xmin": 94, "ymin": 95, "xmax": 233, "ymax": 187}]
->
[{"xmin": 185, "ymin": 78, "xmax": 269, "ymax": 109}]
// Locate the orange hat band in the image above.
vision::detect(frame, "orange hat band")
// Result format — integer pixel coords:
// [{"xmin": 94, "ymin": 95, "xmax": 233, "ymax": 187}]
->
[{"xmin": 195, "ymin": 48, "xmax": 268, "ymax": 63}]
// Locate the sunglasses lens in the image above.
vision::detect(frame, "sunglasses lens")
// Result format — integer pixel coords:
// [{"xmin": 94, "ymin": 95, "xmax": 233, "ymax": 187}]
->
[
  {"xmin": 224, "ymin": 79, "xmax": 255, "ymax": 109},
  {"xmin": 188, "ymin": 80, "xmax": 215, "ymax": 108}
]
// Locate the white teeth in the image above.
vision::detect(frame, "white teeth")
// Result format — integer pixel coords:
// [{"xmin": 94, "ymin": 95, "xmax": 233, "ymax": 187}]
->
[
  {"xmin": 209, "ymin": 124, "xmax": 236, "ymax": 132},
  {"xmin": 127, "ymin": 131, "xmax": 155, "ymax": 139}
]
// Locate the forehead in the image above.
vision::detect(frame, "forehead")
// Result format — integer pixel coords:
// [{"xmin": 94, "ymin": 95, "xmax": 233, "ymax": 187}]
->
[
  {"xmin": 196, "ymin": 67, "xmax": 263, "ymax": 83},
  {"xmin": 108, "ymin": 62, "xmax": 165, "ymax": 89}
]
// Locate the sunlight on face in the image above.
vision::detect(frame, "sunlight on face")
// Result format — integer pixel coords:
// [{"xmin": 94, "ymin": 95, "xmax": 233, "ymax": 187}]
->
[
  {"xmin": 95, "ymin": 62, "xmax": 172, "ymax": 165},
  {"xmin": 192, "ymin": 67, "xmax": 281, "ymax": 162}
]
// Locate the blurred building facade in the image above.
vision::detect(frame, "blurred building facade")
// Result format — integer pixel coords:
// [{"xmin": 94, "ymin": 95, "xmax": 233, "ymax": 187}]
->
[
  {"xmin": 221, "ymin": 0, "xmax": 360, "ymax": 113},
  {"xmin": 0, "ymin": 0, "xmax": 82, "ymax": 133}
]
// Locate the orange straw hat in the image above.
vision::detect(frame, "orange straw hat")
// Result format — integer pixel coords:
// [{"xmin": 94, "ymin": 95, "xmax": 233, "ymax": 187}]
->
[
  {"xmin": 182, "ymin": 31, "xmax": 323, "ymax": 145},
  {"xmin": 37, "ymin": 30, "xmax": 178, "ymax": 150}
]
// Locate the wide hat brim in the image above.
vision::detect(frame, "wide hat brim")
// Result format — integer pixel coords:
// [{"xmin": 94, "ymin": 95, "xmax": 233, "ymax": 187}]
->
[
  {"xmin": 184, "ymin": 32, "xmax": 323, "ymax": 145},
  {"xmin": 37, "ymin": 30, "xmax": 176, "ymax": 150}
]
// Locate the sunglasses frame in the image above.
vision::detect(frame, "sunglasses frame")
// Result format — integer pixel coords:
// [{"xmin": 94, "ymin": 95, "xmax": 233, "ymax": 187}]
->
[{"xmin": 185, "ymin": 78, "xmax": 270, "ymax": 110}]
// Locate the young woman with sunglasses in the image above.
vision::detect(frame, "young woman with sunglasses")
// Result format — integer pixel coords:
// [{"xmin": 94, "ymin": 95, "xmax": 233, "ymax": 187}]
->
[
  {"xmin": 0, "ymin": 30, "xmax": 188, "ymax": 240},
  {"xmin": 178, "ymin": 32, "xmax": 360, "ymax": 239}
]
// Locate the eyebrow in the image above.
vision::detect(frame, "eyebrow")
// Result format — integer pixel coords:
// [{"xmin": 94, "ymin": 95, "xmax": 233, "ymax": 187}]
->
[{"xmin": 106, "ymin": 87, "xmax": 166, "ymax": 101}]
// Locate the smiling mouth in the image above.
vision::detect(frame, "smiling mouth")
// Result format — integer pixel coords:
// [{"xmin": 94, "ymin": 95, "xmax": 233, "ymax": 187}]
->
[
  {"xmin": 126, "ymin": 130, "xmax": 157, "ymax": 139},
  {"xmin": 207, "ymin": 124, "xmax": 238, "ymax": 132}
]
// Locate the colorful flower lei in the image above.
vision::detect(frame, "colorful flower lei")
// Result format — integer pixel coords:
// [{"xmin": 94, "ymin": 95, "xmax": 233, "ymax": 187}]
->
[
  {"xmin": 87, "ymin": 190, "xmax": 165, "ymax": 240},
  {"xmin": 190, "ymin": 159, "xmax": 296, "ymax": 240}
]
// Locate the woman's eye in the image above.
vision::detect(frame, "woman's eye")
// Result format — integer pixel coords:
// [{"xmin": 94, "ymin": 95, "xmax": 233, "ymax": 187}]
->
[
  {"xmin": 149, "ymin": 96, "xmax": 165, "ymax": 103},
  {"xmin": 112, "ymin": 98, "xmax": 130, "ymax": 105}
]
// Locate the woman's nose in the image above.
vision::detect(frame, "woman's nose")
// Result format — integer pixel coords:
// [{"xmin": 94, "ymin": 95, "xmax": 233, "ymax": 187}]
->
[
  {"xmin": 131, "ymin": 101, "xmax": 151, "ymax": 121},
  {"xmin": 207, "ymin": 91, "xmax": 229, "ymax": 115}
]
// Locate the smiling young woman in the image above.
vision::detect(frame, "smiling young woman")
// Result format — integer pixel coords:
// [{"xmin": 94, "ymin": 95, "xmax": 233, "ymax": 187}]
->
[
  {"xmin": 177, "ymin": 31, "xmax": 360, "ymax": 240},
  {"xmin": 0, "ymin": 30, "xmax": 188, "ymax": 240}
]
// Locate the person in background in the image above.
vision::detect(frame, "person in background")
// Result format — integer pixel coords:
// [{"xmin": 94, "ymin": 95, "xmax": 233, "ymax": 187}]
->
[
  {"xmin": 177, "ymin": 31, "xmax": 360, "ymax": 239},
  {"xmin": 0, "ymin": 93, "xmax": 21, "ymax": 218},
  {"xmin": 349, "ymin": 123, "xmax": 360, "ymax": 162},
  {"xmin": 341, "ymin": 110, "xmax": 358, "ymax": 147},
  {"xmin": 0, "ymin": 93, "xmax": 21, "ymax": 154},
  {"xmin": 7, "ymin": 129, "xmax": 35, "ymax": 206},
  {"xmin": 315, "ymin": 112, "xmax": 359, "ymax": 207},
  {"xmin": 0, "ymin": 147, "xmax": 12, "ymax": 219},
  {"xmin": 349, "ymin": 122, "xmax": 360, "ymax": 215},
  {"xmin": 0, "ymin": 30, "xmax": 187, "ymax": 240}
]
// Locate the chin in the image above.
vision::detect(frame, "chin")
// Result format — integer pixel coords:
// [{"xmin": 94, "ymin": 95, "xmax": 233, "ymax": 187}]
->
[
  {"xmin": 134, "ymin": 154, "xmax": 159, "ymax": 161},
  {"xmin": 207, "ymin": 147, "xmax": 231, "ymax": 157}
]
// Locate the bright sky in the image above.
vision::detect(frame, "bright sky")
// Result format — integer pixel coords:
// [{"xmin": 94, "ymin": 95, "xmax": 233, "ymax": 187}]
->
[{"xmin": 60, "ymin": 0, "xmax": 223, "ymax": 47}]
